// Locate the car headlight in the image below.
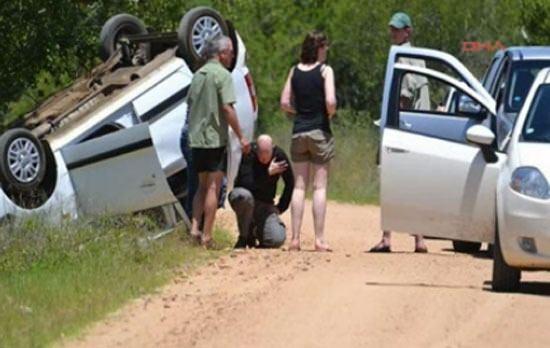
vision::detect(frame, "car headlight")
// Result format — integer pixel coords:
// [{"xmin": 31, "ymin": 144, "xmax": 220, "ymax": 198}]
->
[{"xmin": 510, "ymin": 167, "xmax": 550, "ymax": 199}]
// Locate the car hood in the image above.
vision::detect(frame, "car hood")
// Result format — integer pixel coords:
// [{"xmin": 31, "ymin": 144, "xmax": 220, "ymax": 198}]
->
[{"xmin": 516, "ymin": 142, "xmax": 550, "ymax": 176}]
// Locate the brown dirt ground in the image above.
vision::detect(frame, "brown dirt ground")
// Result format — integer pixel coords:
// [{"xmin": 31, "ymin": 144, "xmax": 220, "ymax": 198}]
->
[{"xmin": 63, "ymin": 201, "xmax": 550, "ymax": 348}]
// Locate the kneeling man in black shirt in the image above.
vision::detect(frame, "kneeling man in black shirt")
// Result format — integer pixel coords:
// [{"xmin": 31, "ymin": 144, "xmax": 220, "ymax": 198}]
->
[{"xmin": 229, "ymin": 134, "xmax": 294, "ymax": 248}]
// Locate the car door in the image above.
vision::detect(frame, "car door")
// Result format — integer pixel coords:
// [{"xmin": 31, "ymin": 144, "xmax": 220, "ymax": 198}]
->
[
  {"xmin": 61, "ymin": 123, "xmax": 178, "ymax": 216},
  {"xmin": 380, "ymin": 46, "xmax": 507, "ymax": 243},
  {"xmin": 133, "ymin": 67, "xmax": 192, "ymax": 177}
]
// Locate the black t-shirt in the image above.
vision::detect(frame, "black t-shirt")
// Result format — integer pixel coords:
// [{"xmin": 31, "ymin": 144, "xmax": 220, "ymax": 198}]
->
[
  {"xmin": 234, "ymin": 144, "xmax": 294, "ymax": 213},
  {"xmin": 291, "ymin": 64, "xmax": 331, "ymax": 134}
]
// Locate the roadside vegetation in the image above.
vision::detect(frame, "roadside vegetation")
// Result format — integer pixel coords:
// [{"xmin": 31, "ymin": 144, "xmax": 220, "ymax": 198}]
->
[{"xmin": 0, "ymin": 215, "xmax": 232, "ymax": 347}]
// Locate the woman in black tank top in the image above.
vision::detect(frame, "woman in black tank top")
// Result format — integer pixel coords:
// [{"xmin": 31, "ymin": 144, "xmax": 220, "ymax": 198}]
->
[{"xmin": 280, "ymin": 30, "xmax": 337, "ymax": 252}]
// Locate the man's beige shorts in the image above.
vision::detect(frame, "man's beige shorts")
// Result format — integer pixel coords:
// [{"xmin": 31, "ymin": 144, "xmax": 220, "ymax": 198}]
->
[{"xmin": 290, "ymin": 129, "xmax": 335, "ymax": 164}]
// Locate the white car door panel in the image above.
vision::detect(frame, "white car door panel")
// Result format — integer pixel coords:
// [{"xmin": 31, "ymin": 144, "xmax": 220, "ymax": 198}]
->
[
  {"xmin": 399, "ymin": 111, "xmax": 480, "ymax": 143},
  {"xmin": 62, "ymin": 124, "xmax": 177, "ymax": 215},
  {"xmin": 132, "ymin": 69, "xmax": 191, "ymax": 177},
  {"xmin": 133, "ymin": 70, "xmax": 191, "ymax": 117},
  {"xmin": 381, "ymin": 128, "xmax": 503, "ymax": 242},
  {"xmin": 148, "ymin": 101, "xmax": 188, "ymax": 177}
]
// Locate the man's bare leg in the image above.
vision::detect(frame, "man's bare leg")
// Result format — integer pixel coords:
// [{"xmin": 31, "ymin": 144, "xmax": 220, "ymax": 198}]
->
[
  {"xmin": 201, "ymin": 171, "xmax": 223, "ymax": 246},
  {"xmin": 312, "ymin": 163, "xmax": 331, "ymax": 251},
  {"xmin": 290, "ymin": 162, "xmax": 309, "ymax": 251},
  {"xmin": 190, "ymin": 172, "xmax": 208, "ymax": 240}
]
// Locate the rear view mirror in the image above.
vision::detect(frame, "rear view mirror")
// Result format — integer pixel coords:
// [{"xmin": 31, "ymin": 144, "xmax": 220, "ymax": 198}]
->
[
  {"xmin": 466, "ymin": 125, "xmax": 495, "ymax": 146},
  {"xmin": 457, "ymin": 94, "xmax": 483, "ymax": 116}
]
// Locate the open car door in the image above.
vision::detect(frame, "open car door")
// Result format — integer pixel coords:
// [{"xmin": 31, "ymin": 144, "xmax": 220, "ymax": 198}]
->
[
  {"xmin": 62, "ymin": 124, "xmax": 177, "ymax": 216},
  {"xmin": 379, "ymin": 46, "xmax": 507, "ymax": 243}
]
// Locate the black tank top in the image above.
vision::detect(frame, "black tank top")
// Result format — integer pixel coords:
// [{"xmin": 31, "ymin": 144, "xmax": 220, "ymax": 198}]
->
[{"xmin": 291, "ymin": 64, "xmax": 331, "ymax": 134}]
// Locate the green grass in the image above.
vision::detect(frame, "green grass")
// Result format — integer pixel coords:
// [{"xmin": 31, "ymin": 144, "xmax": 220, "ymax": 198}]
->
[
  {"xmin": 0, "ymin": 214, "xmax": 233, "ymax": 348},
  {"xmin": 264, "ymin": 109, "xmax": 380, "ymax": 205}
]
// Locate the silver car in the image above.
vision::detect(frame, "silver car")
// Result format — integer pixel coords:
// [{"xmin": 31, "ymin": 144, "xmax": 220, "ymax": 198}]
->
[{"xmin": 0, "ymin": 7, "xmax": 257, "ymax": 223}]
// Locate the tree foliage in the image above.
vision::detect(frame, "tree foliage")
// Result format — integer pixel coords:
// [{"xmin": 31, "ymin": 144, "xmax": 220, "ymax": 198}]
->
[
  {"xmin": 0, "ymin": 0, "xmax": 530, "ymax": 126},
  {"xmin": 521, "ymin": 0, "xmax": 550, "ymax": 45}
]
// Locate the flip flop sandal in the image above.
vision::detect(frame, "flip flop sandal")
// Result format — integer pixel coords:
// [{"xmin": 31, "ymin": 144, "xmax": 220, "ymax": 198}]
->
[
  {"xmin": 369, "ymin": 245, "xmax": 391, "ymax": 253},
  {"xmin": 414, "ymin": 247, "xmax": 428, "ymax": 253}
]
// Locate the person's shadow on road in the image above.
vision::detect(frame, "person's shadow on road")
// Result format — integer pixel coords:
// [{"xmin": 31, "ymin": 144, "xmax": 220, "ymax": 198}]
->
[
  {"xmin": 482, "ymin": 281, "xmax": 550, "ymax": 297},
  {"xmin": 364, "ymin": 280, "xmax": 550, "ymax": 297}
]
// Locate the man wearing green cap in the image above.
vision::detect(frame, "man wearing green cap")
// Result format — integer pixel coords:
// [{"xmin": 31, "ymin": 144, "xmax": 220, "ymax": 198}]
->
[
  {"xmin": 370, "ymin": 11, "xmax": 429, "ymax": 253},
  {"xmin": 388, "ymin": 11, "xmax": 430, "ymax": 110}
]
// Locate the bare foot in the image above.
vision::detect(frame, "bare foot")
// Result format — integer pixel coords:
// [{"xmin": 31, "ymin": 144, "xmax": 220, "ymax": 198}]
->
[
  {"xmin": 201, "ymin": 235, "xmax": 213, "ymax": 249},
  {"xmin": 288, "ymin": 239, "xmax": 301, "ymax": 252},
  {"xmin": 314, "ymin": 243, "xmax": 333, "ymax": 252},
  {"xmin": 190, "ymin": 230, "xmax": 202, "ymax": 244}
]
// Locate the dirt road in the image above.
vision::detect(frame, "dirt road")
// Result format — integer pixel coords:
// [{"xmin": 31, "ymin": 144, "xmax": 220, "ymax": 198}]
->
[{"xmin": 66, "ymin": 202, "xmax": 550, "ymax": 348}]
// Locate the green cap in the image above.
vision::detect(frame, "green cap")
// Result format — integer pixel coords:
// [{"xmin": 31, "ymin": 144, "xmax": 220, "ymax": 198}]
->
[{"xmin": 389, "ymin": 12, "xmax": 412, "ymax": 29}]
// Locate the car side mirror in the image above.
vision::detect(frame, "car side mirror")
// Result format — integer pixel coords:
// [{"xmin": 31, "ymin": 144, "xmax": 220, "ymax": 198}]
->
[
  {"xmin": 457, "ymin": 94, "xmax": 483, "ymax": 117},
  {"xmin": 466, "ymin": 125, "xmax": 495, "ymax": 146}
]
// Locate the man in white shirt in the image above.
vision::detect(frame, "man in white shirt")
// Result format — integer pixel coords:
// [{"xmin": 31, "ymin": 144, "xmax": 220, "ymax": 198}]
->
[{"xmin": 370, "ymin": 12, "xmax": 429, "ymax": 253}]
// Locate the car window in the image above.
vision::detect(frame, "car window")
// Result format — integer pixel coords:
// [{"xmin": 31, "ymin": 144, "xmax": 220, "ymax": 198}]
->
[
  {"xmin": 482, "ymin": 54, "xmax": 501, "ymax": 89},
  {"xmin": 399, "ymin": 72, "xmax": 485, "ymax": 116},
  {"xmin": 395, "ymin": 72, "xmax": 487, "ymax": 144},
  {"xmin": 506, "ymin": 60, "xmax": 550, "ymax": 113},
  {"xmin": 493, "ymin": 59, "xmax": 509, "ymax": 102},
  {"xmin": 522, "ymin": 84, "xmax": 550, "ymax": 143},
  {"xmin": 396, "ymin": 55, "xmax": 463, "ymax": 81}
]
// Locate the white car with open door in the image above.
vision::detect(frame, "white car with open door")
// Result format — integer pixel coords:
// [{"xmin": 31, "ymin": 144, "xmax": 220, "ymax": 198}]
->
[{"xmin": 379, "ymin": 45, "xmax": 550, "ymax": 292}]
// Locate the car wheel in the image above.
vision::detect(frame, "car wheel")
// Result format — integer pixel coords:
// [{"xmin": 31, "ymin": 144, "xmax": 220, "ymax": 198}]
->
[
  {"xmin": 225, "ymin": 19, "xmax": 239, "ymax": 71},
  {"xmin": 0, "ymin": 128, "xmax": 47, "ymax": 191},
  {"xmin": 487, "ymin": 243, "xmax": 494, "ymax": 257},
  {"xmin": 178, "ymin": 7, "xmax": 229, "ymax": 71},
  {"xmin": 452, "ymin": 240, "xmax": 482, "ymax": 253},
  {"xmin": 492, "ymin": 229, "xmax": 521, "ymax": 292},
  {"xmin": 100, "ymin": 13, "xmax": 150, "ymax": 63}
]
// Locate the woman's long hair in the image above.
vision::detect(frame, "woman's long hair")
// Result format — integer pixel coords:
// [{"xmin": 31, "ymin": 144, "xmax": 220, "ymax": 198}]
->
[{"xmin": 300, "ymin": 30, "xmax": 328, "ymax": 64}]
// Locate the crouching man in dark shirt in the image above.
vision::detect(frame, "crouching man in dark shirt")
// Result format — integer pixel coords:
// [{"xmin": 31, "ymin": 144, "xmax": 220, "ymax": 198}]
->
[{"xmin": 229, "ymin": 134, "xmax": 294, "ymax": 248}]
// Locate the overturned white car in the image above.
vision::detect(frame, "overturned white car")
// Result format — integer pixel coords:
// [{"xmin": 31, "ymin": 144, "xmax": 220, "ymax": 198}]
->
[
  {"xmin": 0, "ymin": 7, "xmax": 257, "ymax": 223},
  {"xmin": 379, "ymin": 45, "xmax": 550, "ymax": 292}
]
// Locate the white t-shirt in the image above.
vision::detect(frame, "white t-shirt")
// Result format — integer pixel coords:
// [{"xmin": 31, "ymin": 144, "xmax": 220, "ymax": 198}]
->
[{"xmin": 397, "ymin": 42, "xmax": 431, "ymax": 110}]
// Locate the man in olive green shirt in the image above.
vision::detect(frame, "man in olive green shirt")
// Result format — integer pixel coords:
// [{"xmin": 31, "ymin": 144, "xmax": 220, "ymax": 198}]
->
[{"xmin": 186, "ymin": 35, "xmax": 250, "ymax": 247}]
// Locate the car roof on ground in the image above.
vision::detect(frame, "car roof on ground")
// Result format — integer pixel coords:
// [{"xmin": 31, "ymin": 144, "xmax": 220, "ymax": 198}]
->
[{"xmin": 504, "ymin": 46, "xmax": 550, "ymax": 61}]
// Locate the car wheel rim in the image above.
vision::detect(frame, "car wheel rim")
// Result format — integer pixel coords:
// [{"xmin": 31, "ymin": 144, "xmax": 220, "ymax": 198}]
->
[
  {"xmin": 7, "ymin": 138, "xmax": 41, "ymax": 184},
  {"xmin": 191, "ymin": 16, "xmax": 222, "ymax": 56}
]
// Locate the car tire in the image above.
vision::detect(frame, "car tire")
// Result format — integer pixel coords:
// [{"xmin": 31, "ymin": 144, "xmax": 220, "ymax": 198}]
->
[
  {"xmin": 100, "ymin": 14, "xmax": 150, "ymax": 63},
  {"xmin": 452, "ymin": 240, "xmax": 482, "ymax": 253},
  {"xmin": 178, "ymin": 7, "xmax": 229, "ymax": 71},
  {"xmin": 225, "ymin": 19, "xmax": 239, "ymax": 71},
  {"xmin": 492, "ymin": 229, "xmax": 521, "ymax": 292},
  {"xmin": 0, "ymin": 128, "xmax": 47, "ymax": 191}
]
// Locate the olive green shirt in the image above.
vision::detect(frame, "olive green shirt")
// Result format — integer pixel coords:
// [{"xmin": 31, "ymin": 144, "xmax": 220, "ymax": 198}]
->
[{"xmin": 187, "ymin": 60, "xmax": 236, "ymax": 148}]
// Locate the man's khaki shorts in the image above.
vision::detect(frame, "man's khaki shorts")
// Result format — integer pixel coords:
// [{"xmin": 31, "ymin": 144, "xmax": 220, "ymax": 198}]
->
[{"xmin": 290, "ymin": 129, "xmax": 335, "ymax": 164}]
